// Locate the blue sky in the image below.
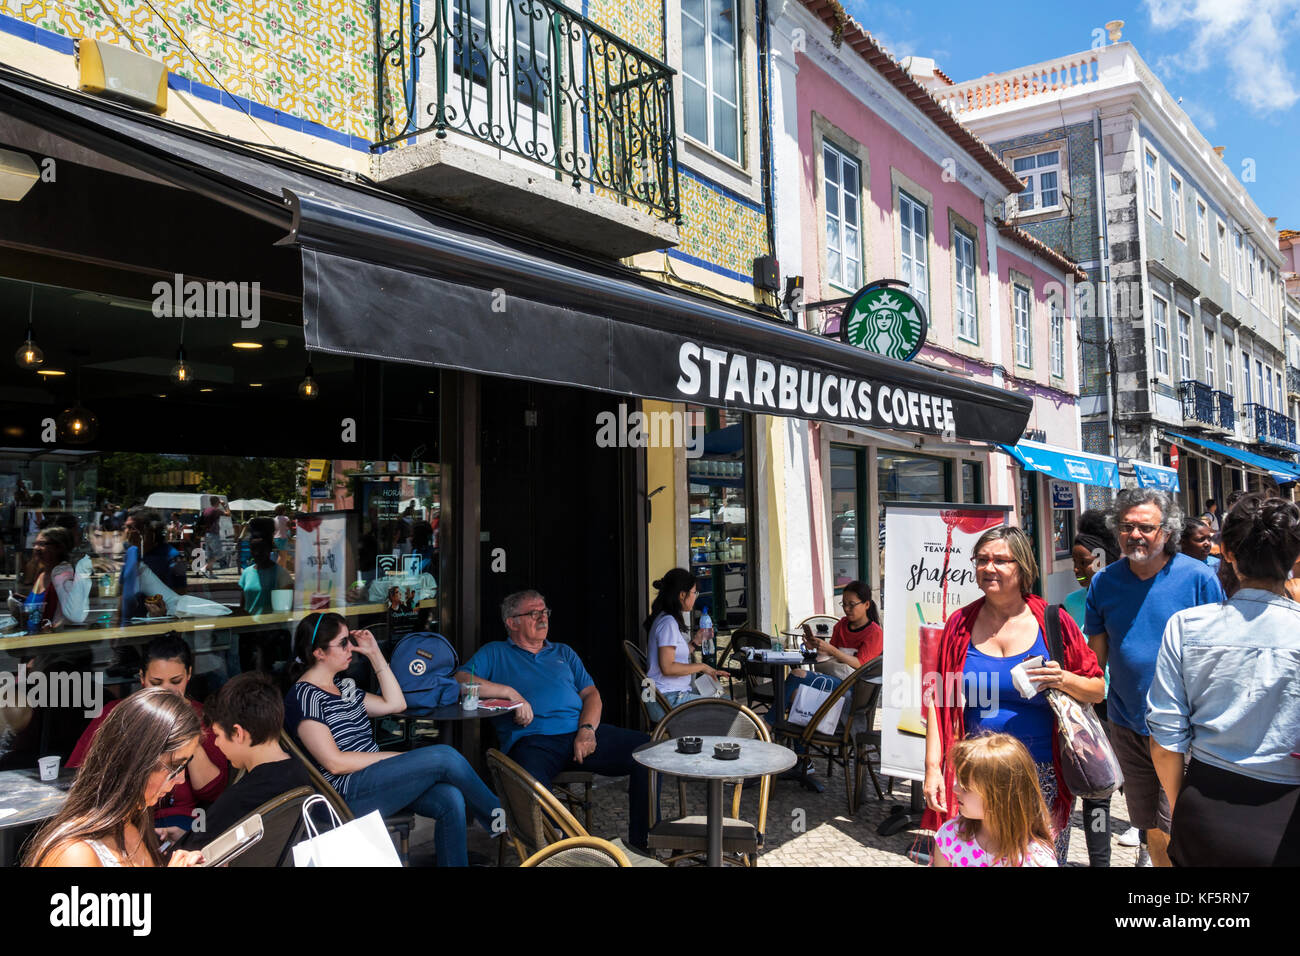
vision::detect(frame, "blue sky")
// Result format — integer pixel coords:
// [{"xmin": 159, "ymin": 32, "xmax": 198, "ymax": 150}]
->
[{"xmin": 844, "ymin": 0, "xmax": 1300, "ymax": 233}]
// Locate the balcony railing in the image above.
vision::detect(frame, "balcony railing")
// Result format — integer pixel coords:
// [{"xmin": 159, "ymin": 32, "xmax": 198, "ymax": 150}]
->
[
  {"xmin": 1178, "ymin": 380, "xmax": 1217, "ymax": 427},
  {"xmin": 373, "ymin": 0, "xmax": 681, "ymax": 223},
  {"xmin": 1215, "ymin": 391, "xmax": 1235, "ymax": 432},
  {"xmin": 1243, "ymin": 402, "xmax": 1299, "ymax": 448}
]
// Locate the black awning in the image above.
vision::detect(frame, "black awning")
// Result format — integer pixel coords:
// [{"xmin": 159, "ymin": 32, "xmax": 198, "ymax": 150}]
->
[{"xmin": 0, "ymin": 71, "xmax": 1031, "ymax": 443}]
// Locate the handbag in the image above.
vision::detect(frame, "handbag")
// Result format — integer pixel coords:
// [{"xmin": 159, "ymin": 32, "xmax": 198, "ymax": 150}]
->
[
  {"xmin": 291, "ymin": 794, "xmax": 403, "ymax": 867},
  {"xmin": 788, "ymin": 675, "xmax": 845, "ymax": 736},
  {"xmin": 1043, "ymin": 605, "xmax": 1124, "ymax": 800}
]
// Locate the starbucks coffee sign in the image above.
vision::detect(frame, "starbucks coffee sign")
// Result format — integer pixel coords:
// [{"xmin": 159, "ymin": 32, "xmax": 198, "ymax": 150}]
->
[{"xmin": 840, "ymin": 283, "xmax": 928, "ymax": 362}]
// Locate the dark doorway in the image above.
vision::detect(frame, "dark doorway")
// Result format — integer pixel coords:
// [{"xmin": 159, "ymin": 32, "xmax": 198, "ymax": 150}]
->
[{"xmin": 478, "ymin": 379, "xmax": 639, "ymax": 727}]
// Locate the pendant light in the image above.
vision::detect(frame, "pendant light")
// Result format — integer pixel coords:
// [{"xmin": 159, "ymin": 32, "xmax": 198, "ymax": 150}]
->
[
  {"xmin": 170, "ymin": 315, "xmax": 191, "ymax": 385},
  {"xmin": 57, "ymin": 365, "xmax": 97, "ymax": 444},
  {"xmin": 298, "ymin": 360, "xmax": 319, "ymax": 400},
  {"xmin": 14, "ymin": 286, "xmax": 44, "ymax": 369}
]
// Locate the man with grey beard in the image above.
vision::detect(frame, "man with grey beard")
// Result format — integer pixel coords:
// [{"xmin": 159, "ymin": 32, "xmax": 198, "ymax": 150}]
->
[{"xmin": 1084, "ymin": 488, "xmax": 1223, "ymax": 867}]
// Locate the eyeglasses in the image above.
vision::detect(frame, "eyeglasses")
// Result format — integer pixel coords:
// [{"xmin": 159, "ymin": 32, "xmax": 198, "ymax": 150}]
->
[
  {"xmin": 841, "ymin": 600, "xmax": 862, "ymax": 611},
  {"xmin": 511, "ymin": 609, "xmax": 552, "ymax": 623},
  {"xmin": 972, "ymin": 556, "xmax": 1018, "ymax": 569},
  {"xmin": 1118, "ymin": 522, "xmax": 1162, "ymax": 536},
  {"xmin": 159, "ymin": 754, "xmax": 193, "ymax": 783},
  {"xmin": 332, "ymin": 635, "xmax": 357, "ymax": 650}
]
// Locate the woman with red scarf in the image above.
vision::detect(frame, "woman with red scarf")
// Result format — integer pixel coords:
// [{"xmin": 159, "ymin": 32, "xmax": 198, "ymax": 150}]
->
[{"xmin": 922, "ymin": 526, "xmax": 1103, "ymax": 863}]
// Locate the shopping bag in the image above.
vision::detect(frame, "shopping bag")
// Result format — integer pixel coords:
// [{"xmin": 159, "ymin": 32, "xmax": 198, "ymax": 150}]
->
[
  {"xmin": 787, "ymin": 675, "xmax": 844, "ymax": 736},
  {"xmin": 291, "ymin": 795, "xmax": 403, "ymax": 867}
]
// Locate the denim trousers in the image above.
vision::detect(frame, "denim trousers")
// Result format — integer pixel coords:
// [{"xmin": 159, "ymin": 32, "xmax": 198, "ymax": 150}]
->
[
  {"xmin": 508, "ymin": 724, "xmax": 651, "ymax": 847},
  {"xmin": 345, "ymin": 744, "xmax": 502, "ymax": 867}
]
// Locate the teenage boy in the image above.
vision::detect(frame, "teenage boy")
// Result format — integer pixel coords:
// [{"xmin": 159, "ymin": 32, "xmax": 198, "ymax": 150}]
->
[{"xmin": 185, "ymin": 672, "xmax": 312, "ymax": 847}]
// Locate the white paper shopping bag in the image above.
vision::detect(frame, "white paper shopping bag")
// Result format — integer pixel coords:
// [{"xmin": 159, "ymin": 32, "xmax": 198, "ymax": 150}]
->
[{"xmin": 292, "ymin": 795, "xmax": 402, "ymax": 867}]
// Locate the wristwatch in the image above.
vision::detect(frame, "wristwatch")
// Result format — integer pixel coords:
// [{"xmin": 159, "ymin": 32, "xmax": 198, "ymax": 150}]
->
[{"xmin": 578, "ymin": 723, "xmax": 596, "ymax": 734}]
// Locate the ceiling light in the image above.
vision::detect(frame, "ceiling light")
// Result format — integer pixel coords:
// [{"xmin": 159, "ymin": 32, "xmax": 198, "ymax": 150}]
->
[
  {"xmin": 199, "ymin": 387, "xmax": 213, "ymax": 393},
  {"xmin": 232, "ymin": 341, "xmax": 263, "ymax": 350},
  {"xmin": 298, "ymin": 361, "xmax": 319, "ymax": 400},
  {"xmin": 57, "ymin": 405, "xmax": 98, "ymax": 444},
  {"xmin": 14, "ymin": 287, "xmax": 43, "ymax": 369},
  {"xmin": 249, "ymin": 382, "xmax": 263, "ymax": 387},
  {"xmin": 36, "ymin": 369, "xmax": 66, "ymax": 376},
  {"xmin": 170, "ymin": 345, "xmax": 192, "ymax": 385}
]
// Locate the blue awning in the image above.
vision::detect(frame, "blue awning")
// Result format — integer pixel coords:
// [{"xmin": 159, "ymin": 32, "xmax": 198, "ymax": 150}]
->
[
  {"xmin": 999, "ymin": 439, "xmax": 1121, "ymax": 488},
  {"xmin": 1166, "ymin": 431, "xmax": 1300, "ymax": 483},
  {"xmin": 1132, "ymin": 460, "xmax": 1180, "ymax": 491}
]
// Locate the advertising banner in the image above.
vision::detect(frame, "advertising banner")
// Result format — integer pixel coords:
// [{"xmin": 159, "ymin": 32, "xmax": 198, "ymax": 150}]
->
[
  {"xmin": 879, "ymin": 502, "xmax": 1011, "ymax": 781},
  {"xmin": 294, "ymin": 511, "xmax": 350, "ymax": 611}
]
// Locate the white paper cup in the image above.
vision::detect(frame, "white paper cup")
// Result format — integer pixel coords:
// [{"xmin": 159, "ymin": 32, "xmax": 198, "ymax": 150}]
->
[
  {"xmin": 38, "ymin": 755, "xmax": 60, "ymax": 781},
  {"xmin": 270, "ymin": 589, "xmax": 293, "ymax": 612},
  {"xmin": 461, "ymin": 684, "xmax": 480, "ymax": 711}
]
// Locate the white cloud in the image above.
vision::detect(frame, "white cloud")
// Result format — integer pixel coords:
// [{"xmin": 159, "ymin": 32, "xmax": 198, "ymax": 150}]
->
[
  {"xmin": 1144, "ymin": 0, "xmax": 1300, "ymax": 112},
  {"xmin": 1177, "ymin": 96, "xmax": 1218, "ymax": 130}
]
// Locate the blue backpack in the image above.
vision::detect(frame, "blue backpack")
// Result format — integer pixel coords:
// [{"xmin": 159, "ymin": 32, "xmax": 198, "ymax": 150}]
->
[{"xmin": 392, "ymin": 632, "xmax": 461, "ymax": 709}]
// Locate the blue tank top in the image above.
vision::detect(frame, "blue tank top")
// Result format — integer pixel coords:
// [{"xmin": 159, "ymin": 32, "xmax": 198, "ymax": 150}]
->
[{"xmin": 963, "ymin": 630, "xmax": 1055, "ymax": 764}]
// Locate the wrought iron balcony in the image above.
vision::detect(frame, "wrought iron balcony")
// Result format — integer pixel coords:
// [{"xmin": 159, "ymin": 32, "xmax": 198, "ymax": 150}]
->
[
  {"xmin": 1178, "ymin": 380, "xmax": 1217, "ymax": 428},
  {"xmin": 1289, "ymin": 365, "xmax": 1300, "ymax": 399},
  {"xmin": 1214, "ymin": 390, "xmax": 1235, "ymax": 432},
  {"xmin": 1243, "ymin": 402, "xmax": 1300, "ymax": 450},
  {"xmin": 372, "ymin": 0, "xmax": 681, "ymax": 231}
]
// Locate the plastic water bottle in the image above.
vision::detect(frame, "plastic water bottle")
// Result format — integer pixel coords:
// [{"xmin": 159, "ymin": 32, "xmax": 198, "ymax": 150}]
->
[{"xmin": 698, "ymin": 606, "xmax": 715, "ymax": 666}]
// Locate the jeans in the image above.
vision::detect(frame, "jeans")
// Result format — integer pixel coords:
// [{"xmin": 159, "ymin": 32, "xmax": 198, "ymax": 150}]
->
[
  {"xmin": 1081, "ymin": 797, "xmax": 1111, "ymax": 867},
  {"xmin": 345, "ymin": 745, "xmax": 502, "ymax": 867},
  {"xmin": 508, "ymin": 724, "xmax": 651, "ymax": 847},
  {"xmin": 646, "ymin": 689, "xmax": 707, "ymax": 725}
]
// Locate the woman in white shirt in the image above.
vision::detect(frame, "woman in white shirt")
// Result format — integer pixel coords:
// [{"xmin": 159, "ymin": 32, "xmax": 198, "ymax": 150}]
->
[{"xmin": 644, "ymin": 568, "xmax": 726, "ymax": 721}]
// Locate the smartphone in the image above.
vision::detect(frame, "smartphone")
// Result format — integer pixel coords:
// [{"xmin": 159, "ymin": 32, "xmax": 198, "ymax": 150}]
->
[
  {"xmin": 801, "ymin": 623, "xmax": 815, "ymax": 647},
  {"xmin": 200, "ymin": 814, "xmax": 264, "ymax": 867}
]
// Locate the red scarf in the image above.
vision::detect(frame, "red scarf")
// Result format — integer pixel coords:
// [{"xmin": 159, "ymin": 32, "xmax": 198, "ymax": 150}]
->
[{"xmin": 920, "ymin": 593, "xmax": 1103, "ymax": 836}]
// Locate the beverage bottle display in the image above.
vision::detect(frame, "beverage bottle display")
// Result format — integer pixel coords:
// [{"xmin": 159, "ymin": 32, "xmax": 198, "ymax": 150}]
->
[{"xmin": 698, "ymin": 606, "xmax": 715, "ymax": 665}]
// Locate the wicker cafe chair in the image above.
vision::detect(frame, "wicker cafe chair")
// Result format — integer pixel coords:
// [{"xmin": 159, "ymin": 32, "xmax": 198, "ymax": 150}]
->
[
  {"xmin": 224, "ymin": 785, "xmax": 315, "ymax": 868},
  {"xmin": 550, "ymin": 771, "xmax": 594, "ymax": 831},
  {"xmin": 771, "ymin": 658, "xmax": 884, "ymax": 813},
  {"xmin": 623, "ymin": 639, "xmax": 673, "ymax": 730},
  {"xmin": 646, "ymin": 698, "xmax": 773, "ymax": 867},
  {"xmin": 486, "ymin": 748, "xmax": 588, "ymax": 864},
  {"xmin": 521, "ymin": 836, "xmax": 631, "ymax": 868},
  {"xmin": 279, "ymin": 730, "xmax": 415, "ymax": 862},
  {"xmin": 797, "ymin": 615, "xmax": 840, "ymax": 642},
  {"xmin": 728, "ymin": 629, "xmax": 775, "ymax": 712}
]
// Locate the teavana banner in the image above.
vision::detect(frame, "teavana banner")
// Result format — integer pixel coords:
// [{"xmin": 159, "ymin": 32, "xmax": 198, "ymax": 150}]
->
[{"xmin": 879, "ymin": 502, "xmax": 1011, "ymax": 782}]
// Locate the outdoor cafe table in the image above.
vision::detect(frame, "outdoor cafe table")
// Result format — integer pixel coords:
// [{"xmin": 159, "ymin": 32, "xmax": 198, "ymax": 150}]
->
[
  {"xmin": 0, "ymin": 768, "xmax": 75, "ymax": 865},
  {"xmin": 738, "ymin": 648, "xmax": 816, "ymax": 717},
  {"xmin": 633, "ymin": 736, "xmax": 796, "ymax": 867}
]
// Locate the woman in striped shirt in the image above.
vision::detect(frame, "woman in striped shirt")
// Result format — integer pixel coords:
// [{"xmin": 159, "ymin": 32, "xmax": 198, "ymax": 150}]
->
[{"xmin": 285, "ymin": 612, "xmax": 500, "ymax": 866}]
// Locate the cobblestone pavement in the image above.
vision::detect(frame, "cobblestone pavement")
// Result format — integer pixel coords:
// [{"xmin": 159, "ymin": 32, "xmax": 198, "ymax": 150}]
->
[{"xmin": 432, "ymin": 761, "xmax": 1142, "ymax": 867}]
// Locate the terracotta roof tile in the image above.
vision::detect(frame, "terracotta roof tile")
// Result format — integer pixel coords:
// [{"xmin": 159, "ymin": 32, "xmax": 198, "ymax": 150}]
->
[{"xmin": 797, "ymin": 0, "xmax": 1023, "ymax": 194}]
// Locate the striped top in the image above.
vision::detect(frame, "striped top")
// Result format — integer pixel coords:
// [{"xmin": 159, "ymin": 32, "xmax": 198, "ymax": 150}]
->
[{"xmin": 285, "ymin": 678, "xmax": 378, "ymax": 797}]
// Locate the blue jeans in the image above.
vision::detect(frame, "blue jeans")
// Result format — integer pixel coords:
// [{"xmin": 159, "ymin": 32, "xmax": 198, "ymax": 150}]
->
[
  {"xmin": 345, "ymin": 745, "xmax": 502, "ymax": 867},
  {"xmin": 508, "ymin": 724, "xmax": 651, "ymax": 847},
  {"xmin": 646, "ymin": 689, "xmax": 707, "ymax": 725}
]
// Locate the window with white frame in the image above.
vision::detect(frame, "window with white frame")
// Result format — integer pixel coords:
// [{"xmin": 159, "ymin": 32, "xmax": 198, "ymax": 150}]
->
[
  {"xmin": 1144, "ymin": 149, "xmax": 1160, "ymax": 214},
  {"xmin": 1224, "ymin": 341, "xmax": 1235, "ymax": 395},
  {"xmin": 1243, "ymin": 350, "xmax": 1253, "ymax": 403},
  {"xmin": 681, "ymin": 0, "xmax": 742, "ymax": 162},
  {"xmin": 1277, "ymin": 370, "xmax": 1284, "ymax": 410},
  {"xmin": 1249, "ymin": 245, "xmax": 1258, "ymax": 299},
  {"xmin": 1169, "ymin": 173, "xmax": 1185, "ymax": 237},
  {"xmin": 1152, "ymin": 294, "xmax": 1170, "ymax": 376},
  {"xmin": 1258, "ymin": 359, "xmax": 1269, "ymax": 408},
  {"xmin": 1177, "ymin": 310, "xmax": 1193, "ymax": 380},
  {"xmin": 898, "ymin": 190, "xmax": 929, "ymax": 312},
  {"xmin": 1235, "ymin": 230, "xmax": 1245, "ymax": 289},
  {"xmin": 1050, "ymin": 301, "xmax": 1064, "ymax": 378},
  {"xmin": 953, "ymin": 228, "xmax": 978, "ymax": 342},
  {"xmin": 822, "ymin": 141, "xmax": 861, "ymax": 290},
  {"xmin": 1204, "ymin": 328, "xmax": 1216, "ymax": 389},
  {"xmin": 1196, "ymin": 199, "xmax": 1209, "ymax": 259},
  {"xmin": 1013, "ymin": 284, "xmax": 1032, "ymax": 368},
  {"xmin": 1011, "ymin": 149, "xmax": 1061, "ymax": 213},
  {"xmin": 1217, "ymin": 221, "xmax": 1229, "ymax": 277}
]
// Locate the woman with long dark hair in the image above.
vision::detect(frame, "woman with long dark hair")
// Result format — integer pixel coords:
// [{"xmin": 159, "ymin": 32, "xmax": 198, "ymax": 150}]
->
[
  {"xmin": 285, "ymin": 613, "xmax": 501, "ymax": 866},
  {"xmin": 68, "ymin": 632, "xmax": 227, "ymax": 842},
  {"xmin": 643, "ymin": 569, "xmax": 726, "ymax": 720},
  {"xmin": 19, "ymin": 526, "xmax": 90, "ymax": 632},
  {"xmin": 1149, "ymin": 493, "xmax": 1300, "ymax": 865},
  {"xmin": 25, "ymin": 688, "xmax": 205, "ymax": 866},
  {"xmin": 804, "ymin": 580, "xmax": 882, "ymax": 679}
]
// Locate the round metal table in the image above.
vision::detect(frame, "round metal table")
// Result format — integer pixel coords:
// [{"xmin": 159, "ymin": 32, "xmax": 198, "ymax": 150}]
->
[{"xmin": 633, "ymin": 736, "xmax": 797, "ymax": 866}]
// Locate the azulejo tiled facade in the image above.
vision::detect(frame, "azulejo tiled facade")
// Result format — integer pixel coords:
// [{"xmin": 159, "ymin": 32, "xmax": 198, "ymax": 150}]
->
[{"xmin": 5, "ymin": 0, "xmax": 769, "ymax": 280}]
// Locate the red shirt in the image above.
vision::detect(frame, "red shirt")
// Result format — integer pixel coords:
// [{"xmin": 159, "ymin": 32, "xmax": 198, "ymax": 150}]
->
[
  {"xmin": 68, "ymin": 696, "xmax": 229, "ymax": 825},
  {"xmin": 831, "ymin": 618, "xmax": 883, "ymax": 665}
]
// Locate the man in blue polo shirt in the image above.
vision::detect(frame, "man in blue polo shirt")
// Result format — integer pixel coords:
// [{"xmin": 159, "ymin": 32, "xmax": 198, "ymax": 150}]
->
[
  {"xmin": 1085, "ymin": 487, "xmax": 1223, "ymax": 867},
  {"xmin": 457, "ymin": 589, "xmax": 651, "ymax": 849}
]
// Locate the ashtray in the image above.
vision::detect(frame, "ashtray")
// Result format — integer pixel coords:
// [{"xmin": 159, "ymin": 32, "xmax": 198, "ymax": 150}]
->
[
  {"xmin": 713, "ymin": 742, "xmax": 741, "ymax": 760},
  {"xmin": 675, "ymin": 736, "xmax": 703, "ymax": 754}
]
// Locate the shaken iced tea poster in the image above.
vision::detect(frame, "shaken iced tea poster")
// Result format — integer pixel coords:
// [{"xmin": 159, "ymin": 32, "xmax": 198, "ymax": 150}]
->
[{"xmin": 879, "ymin": 502, "xmax": 1010, "ymax": 781}]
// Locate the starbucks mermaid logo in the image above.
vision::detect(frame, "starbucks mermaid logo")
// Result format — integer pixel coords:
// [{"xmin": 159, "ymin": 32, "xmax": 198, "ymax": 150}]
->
[{"xmin": 841, "ymin": 285, "xmax": 928, "ymax": 361}]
